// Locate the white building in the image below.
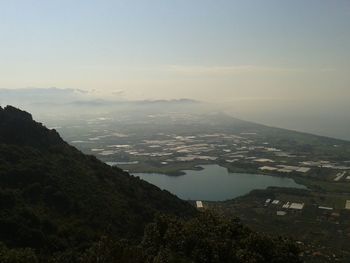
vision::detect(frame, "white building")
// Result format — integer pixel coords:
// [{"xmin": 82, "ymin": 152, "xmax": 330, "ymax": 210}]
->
[
  {"xmin": 289, "ymin": 203, "xmax": 304, "ymax": 210},
  {"xmin": 318, "ymin": 206, "xmax": 333, "ymax": 210},
  {"xmin": 259, "ymin": 166, "xmax": 278, "ymax": 171},
  {"xmin": 345, "ymin": 200, "xmax": 350, "ymax": 210},
  {"xmin": 277, "ymin": 211, "xmax": 287, "ymax": 216},
  {"xmin": 196, "ymin": 201, "xmax": 203, "ymax": 209}
]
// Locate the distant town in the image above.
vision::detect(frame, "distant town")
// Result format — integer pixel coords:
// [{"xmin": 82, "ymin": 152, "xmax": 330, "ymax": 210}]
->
[{"xmin": 63, "ymin": 114, "xmax": 350, "ymax": 184}]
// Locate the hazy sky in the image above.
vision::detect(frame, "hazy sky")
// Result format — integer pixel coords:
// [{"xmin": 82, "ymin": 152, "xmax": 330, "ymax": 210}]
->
[
  {"xmin": 1, "ymin": 0, "xmax": 350, "ymax": 139},
  {"xmin": 1, "ymin": 0, "xmax": 349, "ymax": 100}
]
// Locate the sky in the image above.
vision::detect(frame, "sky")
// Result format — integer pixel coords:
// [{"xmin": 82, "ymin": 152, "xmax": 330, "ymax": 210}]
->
[{"xmin": 1, "ymin": 0, "xmax": 350, "ymax": 138}]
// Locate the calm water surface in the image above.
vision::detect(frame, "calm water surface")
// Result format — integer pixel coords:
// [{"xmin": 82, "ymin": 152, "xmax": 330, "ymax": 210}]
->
[{"xmin": 134, "ymin": 164, "xmax": 306, "ymax": 201}]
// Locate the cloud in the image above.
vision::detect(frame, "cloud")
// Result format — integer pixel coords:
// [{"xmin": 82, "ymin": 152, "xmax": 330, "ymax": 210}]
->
[
  {"xmin": 68, "ymin": 64, "xmax": 337, "ymax": 77},
  {"xmin": 160, "ymin": 65, "xmax": 336, "ymax": 76},
  {"xmin": 86, "ymin": 88, "xmax": 125, "ymax": 99},
  {"xmin": 112, "ymin": 89, "xmax": 124, "ymax": 96}
]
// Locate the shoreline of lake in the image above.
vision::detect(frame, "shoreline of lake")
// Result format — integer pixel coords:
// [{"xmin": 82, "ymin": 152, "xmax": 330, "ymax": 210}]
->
[{"xmin": 134, "ymin": 164, "xmax": 306, "ymax": 201}]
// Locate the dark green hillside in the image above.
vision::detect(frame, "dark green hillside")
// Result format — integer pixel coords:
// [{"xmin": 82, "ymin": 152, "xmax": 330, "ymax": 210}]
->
[
  {"xmin": 80, "ymin": 212, "xmax": 301, "ymax": 263},
  {"xmin": 0, "ymin": 106, "xmax": 196, "ymax": 260}
]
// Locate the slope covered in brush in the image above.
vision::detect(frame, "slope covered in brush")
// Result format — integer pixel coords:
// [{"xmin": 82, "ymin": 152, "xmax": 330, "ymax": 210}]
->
[{"xmin": 0, "ymin": 106, "xmax": 196, "ymax": 259}]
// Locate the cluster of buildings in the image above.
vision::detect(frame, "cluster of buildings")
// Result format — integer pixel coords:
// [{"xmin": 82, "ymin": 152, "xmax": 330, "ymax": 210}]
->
[
  {"xmin": 87, "ymin": 132, "xmax": 250, "ymax": 163},
  {"xmin": 87, "ymin": 132, "xmax": 281, "ymax": 165},
  {"xmin": 70, "ymin": 126, "xmax": 350, "ymax": 181},
  {"xmin": 265, "ymin": 198, "xmax": 305, "ymax": 216},
  {"xmin": 260, "ymin": 165, "xmax": 311, "ymax": 174},
  {"xmin": 264, "ymin": 198, "xmax": 350, "ymax": 217}
]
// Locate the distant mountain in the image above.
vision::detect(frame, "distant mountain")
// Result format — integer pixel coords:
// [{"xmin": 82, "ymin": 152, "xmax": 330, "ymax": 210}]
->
[
  {"xmin": 68, "ymin": 98, "xmax": 200, "ymax": 107},
  {"xmin": 0, "ymin": 87, "xmax": 87, "ymax": 105},
  {"xmin": 130, "ymin": 98, "xmax": 199, "ymax": 104},
  {"xmin": 0, "ymin": 88, "xmax": 203, "ymax": 119},
  {"xmin": 0, "ymin": 87, "xmax": 199, "ymax": 108}
]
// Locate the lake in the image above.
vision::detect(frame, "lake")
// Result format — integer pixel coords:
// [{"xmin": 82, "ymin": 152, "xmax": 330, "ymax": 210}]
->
[{"xmin": 134, "ymin": 164, "xmax": 306, "ymax": 201}]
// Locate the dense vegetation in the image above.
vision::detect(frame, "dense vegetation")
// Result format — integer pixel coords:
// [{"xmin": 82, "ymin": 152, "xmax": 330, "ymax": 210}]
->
[
  {"xmin": 80, "ymin": 213, "xmax": 301, "ymax": 263},
  {"xmin": 0, "ymin": 106, "xmax": 301, "ymax": 262}
]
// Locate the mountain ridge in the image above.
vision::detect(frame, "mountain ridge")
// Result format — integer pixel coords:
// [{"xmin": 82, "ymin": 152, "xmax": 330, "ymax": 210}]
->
[{"xmin": 0, "ymin": 105, "xmax": 196, "ymax": 260}]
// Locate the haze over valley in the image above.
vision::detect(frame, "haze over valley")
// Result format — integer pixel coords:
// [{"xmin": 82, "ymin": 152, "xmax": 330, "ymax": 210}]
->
[{"xmin": 1, "ymin": 87, "xmax": 350, "ymax": 141}]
